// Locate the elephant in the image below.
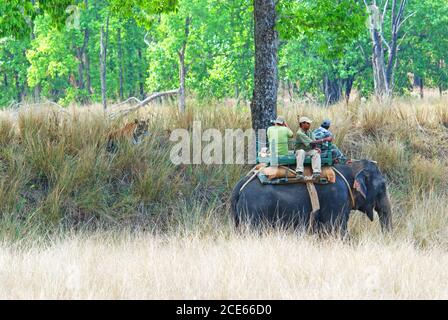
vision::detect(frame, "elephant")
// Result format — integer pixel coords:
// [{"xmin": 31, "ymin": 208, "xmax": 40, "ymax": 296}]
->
[{"xmin": 231, "ymin": 159, "xmax": 392, "ymax": 235}]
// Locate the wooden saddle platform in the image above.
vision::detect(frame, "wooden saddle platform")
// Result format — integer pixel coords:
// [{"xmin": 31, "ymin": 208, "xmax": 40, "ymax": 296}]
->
[{"xmin": 255, "ymin": 164, "xmax": 336, "ymax": 185}]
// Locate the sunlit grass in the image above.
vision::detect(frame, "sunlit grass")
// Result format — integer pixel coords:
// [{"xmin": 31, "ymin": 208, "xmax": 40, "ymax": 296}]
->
[{"xmin": 0, "ymin": 97, "xmax": 447, "ymax": 298}]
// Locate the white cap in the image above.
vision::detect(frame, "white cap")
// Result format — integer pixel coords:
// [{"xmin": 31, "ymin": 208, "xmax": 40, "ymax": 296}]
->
[{"xmin": 299, "ymin": 116, "xmax": 312, "ymax": 124}]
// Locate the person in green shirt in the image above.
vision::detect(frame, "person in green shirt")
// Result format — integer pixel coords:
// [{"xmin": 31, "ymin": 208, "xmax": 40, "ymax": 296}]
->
[
  {"xmin": 267, "ymin": 116, "xmax": 293, "ymax": 157},
  {"xmin": 295, "ymin": 116, "xmax": 332, "ymax": 180}
]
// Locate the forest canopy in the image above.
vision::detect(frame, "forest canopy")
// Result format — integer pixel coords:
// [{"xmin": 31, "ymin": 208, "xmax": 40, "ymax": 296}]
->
[{"xmin": 0, "ymin": 0, "xmax": 447, "ymax": 107}]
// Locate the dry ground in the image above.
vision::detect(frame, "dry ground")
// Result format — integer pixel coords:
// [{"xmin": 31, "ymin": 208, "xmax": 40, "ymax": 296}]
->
[{"xmin": 1, "ymin": 231, "xmax": 447, "ymax": 299}]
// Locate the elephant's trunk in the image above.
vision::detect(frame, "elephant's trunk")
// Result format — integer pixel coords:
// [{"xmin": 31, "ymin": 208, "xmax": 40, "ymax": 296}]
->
[{"xmin": 377, "ymin": 191, "xmax": 392, "ymax": 232}]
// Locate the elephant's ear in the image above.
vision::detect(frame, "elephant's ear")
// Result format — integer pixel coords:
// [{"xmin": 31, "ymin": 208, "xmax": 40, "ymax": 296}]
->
[
  {"xmin": 354, "ymin": 170, "xmax": 374, "ymax": 221},
  {"xmin": 353, "ymin": 171, "xmax": 367, "ymax": 199}
]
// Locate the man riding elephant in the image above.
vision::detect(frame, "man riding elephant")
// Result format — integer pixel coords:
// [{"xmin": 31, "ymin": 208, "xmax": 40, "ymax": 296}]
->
[
  {"xmin": 267, "ymin": 116, "xmax": 293, "ymax": 157},
  {"xmin": 313, "ymin": 119, "xmax": 348, "ymax": 164},
  {"xmin": 295, "ymin": 116, "xmax": 332, "ymax": 181},
  {"xmin": 231, "ymin": 159, "xmax": 392, "ymax": 236}
]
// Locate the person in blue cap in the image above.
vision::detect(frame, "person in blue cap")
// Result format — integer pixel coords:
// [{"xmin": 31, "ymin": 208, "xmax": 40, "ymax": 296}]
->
[{"xmin": 312, "ymin": 119, "xmax": 348, "ymax": 164}]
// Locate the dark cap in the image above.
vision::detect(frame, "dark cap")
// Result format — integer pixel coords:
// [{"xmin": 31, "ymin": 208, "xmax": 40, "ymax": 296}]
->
[{"xmin": 321, "ymin": 119, "xmax": 331, "ymax": 127}]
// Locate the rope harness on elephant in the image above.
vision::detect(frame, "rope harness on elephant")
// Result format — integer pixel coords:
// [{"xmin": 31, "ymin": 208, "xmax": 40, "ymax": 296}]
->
[
  {"xmin": 305, "ymin": 182, "xmax": 320, "ymax": 232},
  {"xmin": 332, "ymin": 167, "xmax": 356, "ymax": 209}
]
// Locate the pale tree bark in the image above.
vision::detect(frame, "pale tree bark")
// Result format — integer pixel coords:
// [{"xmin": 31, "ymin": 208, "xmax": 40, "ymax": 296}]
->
[
  {"xmin": 364, "ymin": 0, "xmax": 412, "ymax": 102},
  {"xmin": 30, "ymin": 0, "xmax": 40, "ymax": 103},
  {"xmin": 366, "ymin": 3, "xmax": 390, "ymax": 101},
  {"xmin": 251, "ymin": 0, "xmax": 278, "ymax": 131},
  {"xmin": 178, "ymin": 17, "xmax": 191, "ymax": 113}
]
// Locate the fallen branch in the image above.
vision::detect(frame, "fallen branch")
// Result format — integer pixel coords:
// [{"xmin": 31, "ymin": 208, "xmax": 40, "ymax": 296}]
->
[
  {"xmin": 108, "ymin": 89, "xmax": 179, "ymax": 119},
  {"xmin": 109, "ymin": 97, "xmax": 142, "ymax": 109}
]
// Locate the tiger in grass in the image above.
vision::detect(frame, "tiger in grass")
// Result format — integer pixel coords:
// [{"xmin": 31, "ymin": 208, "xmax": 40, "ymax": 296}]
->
[{"xmin": 106, "ymin": 119, "xmax": 150, "ymax": 152}]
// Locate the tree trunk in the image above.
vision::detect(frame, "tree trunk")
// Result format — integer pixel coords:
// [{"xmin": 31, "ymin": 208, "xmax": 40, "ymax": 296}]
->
[
  {"xmin": 419, "ymin": 78, "xmax": 424, "ymax": 99},
  {"xmin": 30, "ymin": 0, "xmax": 40, "ymax": 103},
  {"xmin": 344, "ymin": 76, "xmax": 354, "ymax": 105},
  {"xmin": 137, "ymin": 48, "xmax": 145, "ymax": 100},
  {"xmin": 76, "ymin": 47, "xmax": 84, "ymax": 90},
  {"xmin": 178, "ymin": 17, "xmax": 191, "ymax": 113},
  {"xmin": 413, "ymin": 75, "xmax": 424, "ymax": 98},
  {"xmin": 3, "ymin": 73, "xmax": 8, "ymax": 88},
  {"xmin": 100, "ymin": 25, "xmax": 107, "ymax": 110},
  {"xmin": 117, "ymin": 27, "xmax": 124, "ymax": 101},
  {"xmin": 83, "ymin": 0, "xmax": 92, "ymax": 97},
  {"xmin": 84, "ymin": 28, "xmax": 92, "ymax": 96},
  {"xmin": 323, "ymin": 74, "xmax": 342, "ymax": 105},
  {"xmin": 369, "ymin": 21, "xmax": 389, "ymax": 101},
  {"xmin": 438, "ymin": 60, "xmax": 444, "ymax": 97},
  {"xmin": 178, "ymin": 50, "xmax": 186, "ymax": 113},
  {"xmin": 250, "ymin": 0, "xmax": 278, "ymax": 131},
  {"xmin": 14, "ymin": 71, "xmax": 21, "ymax": 102},
  {"xmin": 366, "ymin": 1, "xmax": 408, "ymax": 102}
]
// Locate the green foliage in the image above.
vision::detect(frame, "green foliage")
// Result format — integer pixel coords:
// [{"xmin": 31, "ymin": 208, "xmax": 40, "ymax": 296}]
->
[
  {"xmin": 109, "ymin": 0, "xmax": 178, "ymax": 28},
  {"xmin": 146, "ymin": 0, "xmax": 254, "ymax": 99},
  {"xmin": 278, "ymin": 0, "xmax": 366, "ymax": 58},
  {"xmin": 0, "ymin": 0, "xmax": 448, "ymax": 106}
]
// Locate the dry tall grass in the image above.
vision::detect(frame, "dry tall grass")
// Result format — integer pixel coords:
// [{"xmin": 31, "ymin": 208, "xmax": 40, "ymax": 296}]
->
[
  {"xmin": 0, "ymin": 97, "xmax": 447, "ymax": 299},
  {"xmin": 1, "ymin": 231, "xmax": 447, "ymax": 299}
]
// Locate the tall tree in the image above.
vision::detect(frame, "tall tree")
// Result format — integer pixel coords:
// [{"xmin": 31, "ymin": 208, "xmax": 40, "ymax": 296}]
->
[
  {"xmin": 178, "ymin": 16, "xmax": 191, "ymax": 113},
  {"xmin": 250, "ymin": 0, "xmax": 278, "ymax": 132},
  {"xmin": 364, "ymin": 0, "xmax": 412, "ymax": 100}
]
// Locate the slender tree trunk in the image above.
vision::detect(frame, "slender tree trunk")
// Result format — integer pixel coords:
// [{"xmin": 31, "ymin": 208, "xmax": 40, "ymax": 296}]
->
[
  {"xmin": 117, "ymin": 27, "xmax": 124, "ymax": 101},
  {"xmin": 137, "ymin": 48, "xmax": 145, "ymax": 100},
  {"xmin": 439, "ymin": 60, "xmax": 444, "ymax": 97},
  {"xmin": 344, "ymin": 76, "xmax": 354, "ymax": 105},
  {"xmin": 82, "ymin": 0, "xmax": 91, "ymax": 97},
  {"xmin": 84, "ymin": 28, "xmax": 92, "ymax": 95},
  {"xmin": 30, "ymin": 0, "xmax": 40, "ymax": 103},
  {"xmin": 100, "ymin": 26, "xmax": 107, "ymax": 110},
  {"xmin": 14, "ymin": 72, "xmax": 20, "ymax": 102},
  {"xmin": 369, "ymin": 21, "xmax": 389, "ymax": 101},
  {"xmin": 76, "ymin": 47, "xmax": 84, "ymax": 90},
  {"xmin": 3, "ymin": 73, "xmax": 8, "ymax": 87},
  {"xmin": 178, "ymin": 50, "xmax": 186, "ymax": 113},
  {"xmin": 419, "ymin": 78, "xmax": 424, "ymax": 99},
  {"xmin": 250, "ymin": 0, "xmax": 278, "ymax": 131},
  {"xmin": 178, "ymin": 17, "xmax": 191, "ymax": 113}
]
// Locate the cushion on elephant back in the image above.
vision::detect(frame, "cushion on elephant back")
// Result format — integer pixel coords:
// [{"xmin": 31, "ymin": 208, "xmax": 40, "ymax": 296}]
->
[
  {"xmin": 304, "ymin": 166, "xmax": 336, "ymax": 183},
  {"xmin": 260, "ymin": 166, "xmax": 297, "ymax": 180},
  {"xmin": 259, "ymin": 166, "xmax": 335, "ymax": 183}
]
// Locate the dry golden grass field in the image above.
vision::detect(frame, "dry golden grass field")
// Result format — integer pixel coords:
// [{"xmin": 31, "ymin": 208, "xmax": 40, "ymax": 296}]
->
[{"xmin": 0, "ymin": 96, "xmax": 447, "ymax": 299}]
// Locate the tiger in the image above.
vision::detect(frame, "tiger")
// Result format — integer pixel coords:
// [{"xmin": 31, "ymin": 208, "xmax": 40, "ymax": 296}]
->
[{"xmin": 106, "ymin": 119, "xmax": 149, "ymax": 152}]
